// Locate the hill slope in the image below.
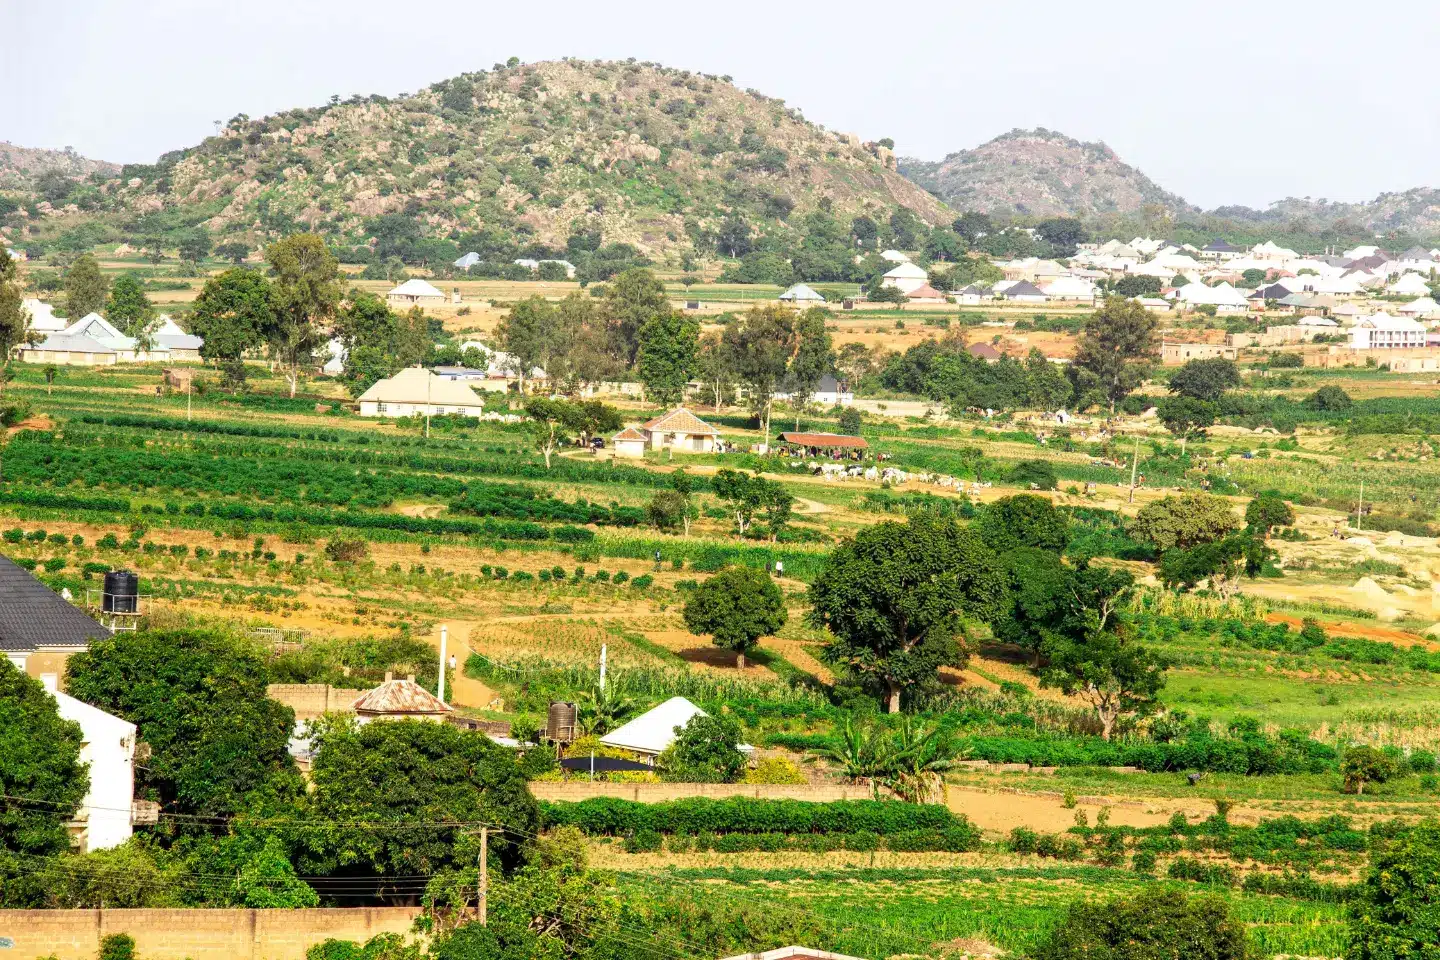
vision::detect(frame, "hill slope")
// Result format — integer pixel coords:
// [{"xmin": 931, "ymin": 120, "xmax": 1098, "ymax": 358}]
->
[
  {"xmin": 900, "ymin": 128, "xmax": 1192, "ymax": 219},
  {"xmin": 87, "ymin": 59, "xmax": 948, "ymax": 258},
  {"xmin": 0, "ymin": 142, "xmax": 119, "ymax": 189},
  {"xmin": 1215, "ymin": 189, "xmax": 1440, "ymax": 238}
]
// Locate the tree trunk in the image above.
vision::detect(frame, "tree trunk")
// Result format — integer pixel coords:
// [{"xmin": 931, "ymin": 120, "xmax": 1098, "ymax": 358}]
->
[
  {"xmin": 736, "ymin": 651, "xmax": 745, "ymax": 670},
  {"xmin": 886, "ymin": 680, "xmax": 901, "ymax": 714},
  {"xmin": 287, "ymin": 365, "xmax": 298, "ymax": 398},
  {"xmin": 1099, "ymin": 708, "xmax": 1117, "ymax": 741}
]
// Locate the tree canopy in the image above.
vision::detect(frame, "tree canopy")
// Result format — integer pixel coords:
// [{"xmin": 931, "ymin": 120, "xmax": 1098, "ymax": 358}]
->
[
  {"xmin": 682, "ymin": 566, "xmax": 788, "ymax": 669},
  {"xmin": 64, "ymin": 253, "xmax": 109, "ymax": 319},
  {"xmin": 0, "ymin": 660, "xmax": 86, "ymax": 857},
  {"xmin": 1347, "ymin": 819, "xmax": 1440, "ymax": 958},
  {"xmin": 1168, "ymin": 357, "xmax": 1241, "ymax": 402},
  {"xmin": 809, "ymin": 515, "xmax": 1006, "ymax": 712},
  {"xmin": 65, "ymin": 629, "xmax": 302, "ymax": 819},
  {"xmin": 1129, "ymin": 493, "xmax": 1238, "ymax": 552},
  {"xmin": 265, "ymin": 234, "xmax": 340, "ymax": 397},
  {"xmin": 1072, "ymin": 297, "xmax": 1159, "ymax": 410},
  {"xmin": 978, "ymin": 494, "xmax": 1071, "ymax": 553},
  {"xmin": 188, "ymin": 268, "xmax": 275, "ymax": 362}
]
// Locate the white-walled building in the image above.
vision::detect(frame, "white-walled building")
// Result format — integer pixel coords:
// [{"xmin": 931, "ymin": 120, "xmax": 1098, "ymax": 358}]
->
[
  {"xmin": 386, "ymin": 278, "xmax": 445, "ymax": 306},
  {"xmin": 42, "ymin": 677, "xmax": 136, "ymax": 853},
  {"xmin": 356, "ymin": 366, "xmax": 488, "ymax": 417},
  {"xmin": 880, "ymin": 261, "xmax": 929, "ymax": 295},
  {"xmin": 1351, "ymin": 313, "xmax": 1427, "ymax": 350}
]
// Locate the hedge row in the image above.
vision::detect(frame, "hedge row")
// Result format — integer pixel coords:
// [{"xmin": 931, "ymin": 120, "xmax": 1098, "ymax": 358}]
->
[
  {"xmin": 955, "ymin": 731, "xmax": 1336, "ymax": 775},
  {"xmin": 539, "ymin": 797, "xmax": 959, "ymax": 836},
  {"xmin": 625, "ymin": 826, "xmax": 981, "ymax": 854},
  {"xmin": 178, "ymin": 501, "xmax": 596, "ymax": 543},
  {"xmin": 0, "ymin": 488, "xmax": 130, "ymax": 514}
]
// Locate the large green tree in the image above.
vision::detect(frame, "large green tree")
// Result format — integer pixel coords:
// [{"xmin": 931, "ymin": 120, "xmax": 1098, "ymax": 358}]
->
[
  {"xmin": 785, "ymin": 307, "xmax": 835, "ymax": 429},
  {"xmin": 1348, "ymin": 819, "xmax": 1440, "ymax": 959},
  {"xmin": 1039, "ymin": 567, "xmax": 1164, "ymax": 739},
  {"xmin": 1168, "ymin": 357, "xmax": 1241, "ymax": 402},
  {"xmin": 808, "ymin": 515, "xmax": 1006, "ymax": 712},
  {"xmin": 65, "ymin": 630, "xmax": 302, "ymax": 819},
  {"xmin": 603, "ymin": 268, "xmax": 669, "ymax": 365},
  {"xmin": 978, "ymin": 495, "xmax": 1071, "ymax": 553},
  {"xmin": 0, "ymin": 660, "xmax": 86, "ymax": 856},
  {"xmin": 1156, "ymin": 396, "xmax": 1216, "ymax": 453},
  {"xmin": 188, "ymin": 268, "xmax": 275, "ymax": 362},
  {"xmin": 265, "ymin": 234, "xmax": 340, "ymax": 397},
  {"xmin": 104, "ymin": 275, "xmax": 156, "ymax": 343},
  {"xmin": 496, "ymin": 296, "xmax": 558, "ymax": 394},
  {"xmin": 334, "ymin": 292, "xmax": 430, "ymax": 394},
  {"xmin": 301, "ymin": 719, "xmax": 539, "ymax": 890},
  {"xmin": 64, "ymin": 252, "xmax": 108, "ymax": 318},
  {"xmin": 723, "ymin": 304, "xmax": 796, "ymax": 445},
  {"xmin": 682, "ymin": 566, "xmax": 788, "ymax": 669},
  {"xmin": 636, "ymin": 310, "xmax": 698, "ymax": 406},
  {"xmin": 1073, "ymin": 297, "xmax": 1159, "ymax": 411},
  {"xmin": 0, "ymin": 249, "xmax": 34, "ymax": 395},
  {"xmin": 1130, "ymin": 493, "xmax": 1238, "ymax": 552}
]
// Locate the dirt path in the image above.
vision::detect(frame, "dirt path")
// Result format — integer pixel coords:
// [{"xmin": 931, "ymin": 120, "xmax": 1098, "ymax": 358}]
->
[
  {"xmin": 1264, "ymin": 612, "xmax": 1435, "ymax": 647},
  {"xmin": 424, "ymin": 621, "xmax": 499, "ymax": 709},
  {"xmin": 945, "ymin": 785, "xmax": 1207, "ymax": 833}
]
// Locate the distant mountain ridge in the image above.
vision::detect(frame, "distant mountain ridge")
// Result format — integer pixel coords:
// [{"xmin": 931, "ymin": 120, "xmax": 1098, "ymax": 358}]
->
[
  {"xmin": 0, "ymin": 142, "xmax": 119, "ymax": 189},
  {"xmin": 899, "ymin": 128, "xmax": 1194, "ymax": 219},
  {"xmin": 19, "ymin": 59, "xmax": 947, "ymax": 257}
]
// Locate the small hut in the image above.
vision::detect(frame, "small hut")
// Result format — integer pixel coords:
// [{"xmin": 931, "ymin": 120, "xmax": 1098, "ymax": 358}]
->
[{"xmin": 351, "ymin": 672, "xmax": 451, "ymax": 724}]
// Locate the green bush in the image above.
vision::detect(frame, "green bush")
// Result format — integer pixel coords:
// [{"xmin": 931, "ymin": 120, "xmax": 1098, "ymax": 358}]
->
[
  {"xmin": 539, "ymin": 797, "xmax": 960, "ymax": 836},
  {"xmin": 623, "ymin": 829, "xmax": 663, "ymax": 853}
]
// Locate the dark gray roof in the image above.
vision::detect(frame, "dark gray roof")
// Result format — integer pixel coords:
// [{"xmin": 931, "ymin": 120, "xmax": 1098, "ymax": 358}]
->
[
  {"xmin": 0, "ymin": 556, "xmax": 109, "ymax": 652},
  {"xmin": 1003, "ymin": 280, "xmax": 1047, "ymax": 298},
  {"xmin": 1202, "ymin": 239, "xmax": 1239, "ymax": 252}
]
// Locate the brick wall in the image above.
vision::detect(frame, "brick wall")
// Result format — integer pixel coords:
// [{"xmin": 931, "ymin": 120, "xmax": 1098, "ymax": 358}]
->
[
  {"xmin": 0, "ymin": 907, "xmax": 421, "ymax": 960},
  {"xmin": 266, "ymin": 684, "xmax": 366, "ymax": 719},
  {"xmin": 531, "ymin": 782, "xmax": 869, "ymax": 802}
]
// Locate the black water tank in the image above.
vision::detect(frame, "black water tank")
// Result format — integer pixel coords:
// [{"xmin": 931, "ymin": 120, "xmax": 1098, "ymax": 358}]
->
[{"xmin": 103, "ymin": 570, "xmax": 138, "ymax": 614}]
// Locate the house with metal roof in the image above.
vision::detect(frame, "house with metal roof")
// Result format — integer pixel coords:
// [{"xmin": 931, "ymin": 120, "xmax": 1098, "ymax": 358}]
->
[
  {"xmin": 356, "ymin": 366, "xmax": 489, "ymax": 417},
  {"xmin": 21, "ymin": 297, "xmax": 65, "ymax": 334},
  {"xmin": 777, "ymin": 283, "xmax": 826, "ymax": 304},
  {"xmin": 610, "ymin": 426, "xmax": 648, "ymax": 458},
  {"xmin": 0, "ymin": 556, "xmax": 110, "ymax": 683},
  {"xmin": 640, "ymin": 408, "xmax": 719, "ymax": 453},
  {"xmin": 998, "ymin": 280, "xmax": 1048, "ymax": 303},
  {"xmin": 386, "ymin": 278, "xmax": 445, "ymax": 306},
  {"xmin": 879, "ymin": 261, "xmax": 929, "ymax": 294},
  {"xmin": 352, "ymin": 672, "xmax": 452, "ymax": 723},
  {"xmin": 1352, "ymin": 313, "xmax": 1427, "ymax": 350},
  {"xmin": 152, "ymin": 315, "xmax": 204, "ymax": 360},
  {"xmin": 1199, "ymin": 239, "xmax": 1242, "ymax": 261},
  {"xmin": 600, "ymin": 696, "xmax": 752, "ymax": 760}
]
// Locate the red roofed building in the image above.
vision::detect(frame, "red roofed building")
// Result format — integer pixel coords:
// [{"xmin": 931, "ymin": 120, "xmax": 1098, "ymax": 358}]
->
[
  {"xmin": 641, "ymin": 407, "xmax": 719, "ymax": 453},
  {"xmin": 905, "ymin": 284, "xmax": 947, "ymax": 303}
]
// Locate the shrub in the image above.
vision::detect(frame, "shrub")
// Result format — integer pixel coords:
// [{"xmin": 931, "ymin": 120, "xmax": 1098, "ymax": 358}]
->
[
  {"xmin": 1009, "ymin": 827, "xmax": 1039, "ymax": 854},
  {"xmin": 1348, "ymin": 819, "xmax": 1440, "ymax": 958},
  {"xmin": 632, "ymin": 574, "xmax": 654, "ymax": 589},
  {"xmin": 539, "ymin": 797, "xmax": 960, "ymax": 836},
  {"xmin": 1342, "ymin": 745, "xmax": 1402, "ymax": 795},
  {"xmin": 99, "ymin": 934, "xmax": 136, "ymax": 960},
  {"xmin": 1033, "ymin": 887, "xmax": 1247, "ymax": 960},
  {"xmin": 324, "ymin": 539, "xmax": 370, "ymax": 563},
  {"xmin": 623, "ymin": 829, "xmax": 663, "ymax": 854},
  {"xmin": 742, "ymin": 757, "xmax": 807, "ymax": 785},
  {"xmin": 1131, "ymin": 850, "xmax": 1157, "ymax": 874},
  {"xmin": 97, "ymin": 533, "xmax": 121, "ymax": 550}
]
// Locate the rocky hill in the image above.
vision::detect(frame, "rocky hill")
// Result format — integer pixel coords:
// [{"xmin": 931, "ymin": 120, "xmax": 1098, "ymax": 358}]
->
[
  {"xmin": 1216, "ymin": 189, "xmax": 1440, "ymax": 238},
  {"xmin": 900, "ymin": 128, "xmax": 1193, "ymax": 219},
  {"xmin": 0, "ymin": 142, "xmax": 119, "ymax": 189},
  {"xmin": 64, "ymin": 59, "xmax": 947, "ymax": 259}
]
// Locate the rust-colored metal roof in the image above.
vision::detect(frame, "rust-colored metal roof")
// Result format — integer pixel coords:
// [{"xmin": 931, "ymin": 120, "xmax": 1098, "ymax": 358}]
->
[
  {"xmin": 612, "ymin": 426, "xmax": 647, "ymax": 441},
  {"xmin": 641, "ymin": 407, "xmax": 718, "ymax": 435},
  {"xmin": 352, "ymin": 677, "xmax": 452, "ymax": 715},
  {"xmin": 776, "ymin": 432, "xmax": 868, "ymax": 449}
]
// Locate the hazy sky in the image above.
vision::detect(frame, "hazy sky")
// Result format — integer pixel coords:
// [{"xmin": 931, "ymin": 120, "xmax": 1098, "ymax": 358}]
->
[{"xmin": 5, "ymin": 0, "xmax": 1438, "ymax": 210}]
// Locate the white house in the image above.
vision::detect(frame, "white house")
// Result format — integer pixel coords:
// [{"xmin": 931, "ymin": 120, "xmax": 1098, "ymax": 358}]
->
[
  {"xmin": 1387, "ymin": 273, "xmax": 1431, "ymax": 297},
  {"xmin": 1351, "ymin": 313, "xmax": 1427, "ymax": 350},
  {"xmin": 1251, "ymin": 241, "xmax": 1300, "ymax": 262},
  {"xmin": 386, "ymin": 278, "xmax": 445, "ymax": 306},
  {"xmin": 1000, "ymin": 280, "xmax": 1048, "ymax": 303},
  {"xmin": 20, "ymin": 313, "xmax": 139, "ymax": 366},
  {"xmin": 152, "ymin": 315, "xmax": 204, "ymax": 360},
  {"xmin": 21, "ymin": 298, "xmax": 66, "ymax": 334},
  {"xmin": 880, "ymin": 261, "xmax": 929, "ymax": 295},
  {"xmin": 610, "ymin": 427, "xmax": 648, "ymax": 458},
  {"xmin": 1344, "ymin": 245, "xmax": 1382, "ymax": 260},
  {"xmin": 600, "ymin": 696, "xmax": 752, "ymax": 761},
  {"xmin": 778, "ymin": 283, "xmax": 826, "ymax": 305},
  {"xmin": 1399, "ymin": 296, "xmax": 1440, "ymax": 319},
  {"xmin": 322, "ymin": 338, "xmax": 348, "ymax": 376},
  {"xmin": 640, "ymin": 408, "xmax": 719, "ymax": 453},
  {"xmin": 1040, "ymin": 276, "xmax": 1097, "ymax": 301},
  {"xmin": 879, "ymin": 249, "xmax": 911, "ymax": 263},
  {"xmin": 1199, "ymin": 239, "xmax": 1242, "ymax": 261},
  {"xmin": 356, "ymin": 366, "xmax": 488, "ymax": 417},
  {"xmin": 775, "ymin": 374, "xmax": 852, "ymax": 406},
  {"xmin": 43, "ymin": 677, "xmax": 136, "ymax": 853},
  {"xmin": 454, "ymin": 252, "xmax": 482, "ymax": 269},
  {"xmin": 1176, "ymin": 281, "xmax": 1248, "ymax": 314}
]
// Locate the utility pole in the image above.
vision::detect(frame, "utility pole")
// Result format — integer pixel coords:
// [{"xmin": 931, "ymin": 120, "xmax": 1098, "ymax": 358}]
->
[
  {"xmin": 438, "ymin": 624, "xmax": 448, "ymax": 702},
  {"xmin": 187, "ymin": 376, "xmax": 192, "ymax": 422},
  {"xmin": 1356, "ymin": 480, "xmax": 1364, "ymax": 531},
  {"xmin": 598, "ymin": 643, "xmax": 607, "ymax": 693},
  {"xmin": 1128, "ymin": 434, "xmax": 1141, "ymax": 505},
  {"xmin": 477, "ymin": 827, "xmax": 488, "ymax": 925},
  {"xmin": 425, "ymin": 368, "xmax": 432, "ymax": 439}
]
